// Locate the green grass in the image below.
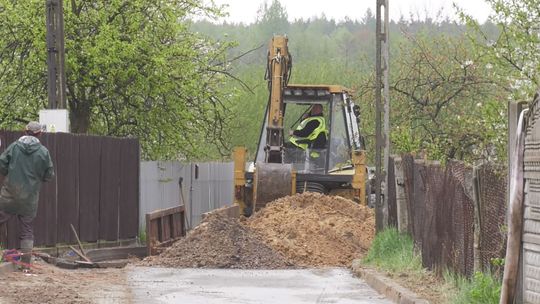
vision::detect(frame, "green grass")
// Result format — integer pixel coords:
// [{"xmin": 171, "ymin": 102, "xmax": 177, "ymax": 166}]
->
[
  {"xmin": 138, "ymin": 227, "xmax": 147, "ymax": 244},
  {"xmin": 444, "ymin": 271, "xmax": 501, "ymax": 304},
  {"xmin": 362, "ymin": 227, "xmax": 502, "ymax": 304},
  {"xmin": 363, "ymin": 227, "xmax": 423, "ymax": 273}
]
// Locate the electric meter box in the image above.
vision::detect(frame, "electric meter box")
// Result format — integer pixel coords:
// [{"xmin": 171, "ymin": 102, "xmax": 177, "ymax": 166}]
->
[{"xmin": 39, "ymin": 109, "xmax": 70, "ymax": 133}]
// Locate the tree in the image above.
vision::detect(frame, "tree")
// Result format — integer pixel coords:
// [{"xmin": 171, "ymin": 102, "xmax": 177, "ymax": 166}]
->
[
  {"xmin": 389, "ymin": 32, "xmax": 507, "ymax": 162},
  {"xmin": 355, "ymin": 30, "xmax": 507, "ymax": 163},
  {"xmin": 0, "ymin": 0, "xmax": 235, "ymax": 160},
  {"xmin": 256, "ymin": 0, "xmax": 289, "ymax": 39},
  {"xmin": 460, "ymin": 0, "xmax": 540, "ymax": 100}
]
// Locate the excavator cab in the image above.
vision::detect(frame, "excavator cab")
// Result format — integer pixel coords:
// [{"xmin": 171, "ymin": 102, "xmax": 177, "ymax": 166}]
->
[{"xmin": 254, "ymin": 85, "xmax": 364, "ymax": 176}]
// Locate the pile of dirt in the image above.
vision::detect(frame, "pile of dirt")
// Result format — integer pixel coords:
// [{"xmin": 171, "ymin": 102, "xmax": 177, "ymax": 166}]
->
[
  {"xmin": 142, "ymin": 192, "xmax": 374, "ymax": 269},
  {"xmin": 245, "ymin": 192, "xmax": 375, "ymax": 267},
  {"xmin": 140, "ymin": 213, "xmax": 293, "ymax": 269}
]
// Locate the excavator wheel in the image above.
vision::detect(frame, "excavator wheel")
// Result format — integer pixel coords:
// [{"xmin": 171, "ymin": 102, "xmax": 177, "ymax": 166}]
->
[
  {"xmin": 253, "ymin": 162, "xmax": 293, "ymax": 212},
  {"xmin": 295, "ymin": 181, "xmax": 327, "ymax": 194}
]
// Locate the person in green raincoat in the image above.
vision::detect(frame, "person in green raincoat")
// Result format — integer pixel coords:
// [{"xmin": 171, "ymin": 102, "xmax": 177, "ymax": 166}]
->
[{"xmin": 0, "ymin": 121, "xmax": 54, "ymax": 268}]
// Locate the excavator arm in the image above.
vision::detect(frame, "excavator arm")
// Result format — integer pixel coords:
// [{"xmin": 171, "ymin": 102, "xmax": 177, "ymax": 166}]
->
[{"xmin": 264, "ymin": 35, "xmax": 291, "ymax": 163}]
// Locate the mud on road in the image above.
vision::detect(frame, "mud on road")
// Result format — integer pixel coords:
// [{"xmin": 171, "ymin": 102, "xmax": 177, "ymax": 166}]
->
[{"xmin": 0, "ymin": 261, "xmax": 130, "ymax": 304}]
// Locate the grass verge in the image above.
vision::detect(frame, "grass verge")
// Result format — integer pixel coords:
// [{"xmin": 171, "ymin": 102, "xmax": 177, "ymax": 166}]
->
[
  {"xmin": 444, "ymin": 270, "xmax": 501, "ymax": 304},
  {"xmin": 363, "ymin": 227, "xmax": 422, "ymax": 272},
  {"xmin": 362, "ymin": 227, "xmax": 502, "ymax": 303}
]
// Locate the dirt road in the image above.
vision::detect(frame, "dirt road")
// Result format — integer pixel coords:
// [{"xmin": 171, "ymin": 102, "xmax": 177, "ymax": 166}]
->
[
  {"xmin": 0, "ymin": 261, "xmax": 130, "ymax": 304},
  {"xmin": 0, "ymin": 262, "xmax": 391, "ymax": 304},
  {"xmin": 128, "ymin": 267, "xmax": 392, "ymax": 304}
]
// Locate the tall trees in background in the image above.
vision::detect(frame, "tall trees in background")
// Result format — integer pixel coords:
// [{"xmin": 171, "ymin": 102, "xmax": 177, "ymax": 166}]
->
[{"xmin": 256, "ymin": 0, "xmax": 289, "ymax": 38}]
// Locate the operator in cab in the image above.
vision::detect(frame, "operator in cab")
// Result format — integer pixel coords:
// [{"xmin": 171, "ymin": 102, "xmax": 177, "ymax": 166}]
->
[{"xmin": 288, "ymin": 104, "xmax": 328, "ymax": 158}]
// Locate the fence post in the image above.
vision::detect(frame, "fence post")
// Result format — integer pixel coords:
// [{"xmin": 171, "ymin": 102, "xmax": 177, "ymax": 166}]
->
[
  {"xmin": 500, "ymin": 107, "xmax": 527, "ymax": 304},
  {"xmin": 394, "ymin": 157, "xmax": 409, "ymax": 233},
  {"xmin": 472, "ymin": 166, "xmax": 483, "ymax": 273},
  {"xmin": 508, "ymin": 102, "xmax": 523, "ymax": 188}
]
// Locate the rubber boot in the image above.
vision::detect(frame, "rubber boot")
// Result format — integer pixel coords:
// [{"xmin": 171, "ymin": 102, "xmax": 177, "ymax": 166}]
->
[{"xmin": 20, "ymin": 239, "xmax": 33, "ymax": 270}]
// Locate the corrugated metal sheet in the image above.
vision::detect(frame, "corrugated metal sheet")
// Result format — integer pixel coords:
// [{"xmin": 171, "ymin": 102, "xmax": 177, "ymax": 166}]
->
[
  {"xmin": 524, "ymin": 94, "xmax": 540, "ymax": 303},
  {"xmin": 140, "ymin": 161, "xmax": 234, "ymax": 229}
]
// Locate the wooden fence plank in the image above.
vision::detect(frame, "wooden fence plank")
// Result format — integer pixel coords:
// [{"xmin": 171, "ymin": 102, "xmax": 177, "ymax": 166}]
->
[
  {"xmin": 35, "ymin": 132, "xmax": 58, "ymax": 247},
  {"xmin": 99, "ymin": 137, "xmax": 121, "ymax": 241},
  {"xmin": 171, "ymin": 213, "xmax": 182, "ymax": 238},
  {"xmin": 56, "ymin": 133, "xmax": 79, "ymax": 243},
  {"xmin": 145, "ymin": 206, "xmax": 185, "ymax": 255},
  {"xmin": 118, "ymin": 139, "xmax": 139, "ymax": 239},
  {"xmin": 79, "ymin": 136, "xmax": 102, "ymax": 242},
  {"xmin": 161, "ymin": 216, "xmax": 171, "ymax": 241}
]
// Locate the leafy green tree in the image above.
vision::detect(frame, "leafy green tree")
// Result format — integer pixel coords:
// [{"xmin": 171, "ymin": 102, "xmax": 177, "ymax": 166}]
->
[
  {"xmin": 356, "ymin": 30, "xmax": 507, "ymax": 163},
  {"xmin": 389, "ymin": 32, "xmax": 507, "ymax": 162},
  {"xmin": 0, "ymin": 0, "xmax": 234, "ymax": 160},
  {"xmin": 460, "ymin": 0, "xmax": 540, "ymax": 100}
]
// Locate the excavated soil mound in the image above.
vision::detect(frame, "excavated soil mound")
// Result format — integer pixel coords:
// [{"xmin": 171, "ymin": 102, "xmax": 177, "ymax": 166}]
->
[
  {"xmin": 140, "ymin": 213, "xmax": 293, "ymax": 269},
  {"xmin": 246, "ymin": 192, "xmax": 375, "ymax": 267}
]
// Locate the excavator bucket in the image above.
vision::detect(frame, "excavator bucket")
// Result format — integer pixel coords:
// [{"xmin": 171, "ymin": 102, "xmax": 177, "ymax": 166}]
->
[{"xmin": 253, "ymin": 162, "xmax": 293, "ymax": 211}]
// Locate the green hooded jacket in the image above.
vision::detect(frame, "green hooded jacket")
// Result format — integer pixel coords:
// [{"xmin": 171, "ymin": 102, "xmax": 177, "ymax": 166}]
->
[{"xmin": 0, "ymin": 135, "xmax": 55, "ymax": 217}]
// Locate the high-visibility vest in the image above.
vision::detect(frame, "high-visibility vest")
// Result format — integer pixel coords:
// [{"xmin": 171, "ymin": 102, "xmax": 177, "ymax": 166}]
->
[{"xmin": 289, "ymin": 116, "xmax": 328, "ymax": 150}]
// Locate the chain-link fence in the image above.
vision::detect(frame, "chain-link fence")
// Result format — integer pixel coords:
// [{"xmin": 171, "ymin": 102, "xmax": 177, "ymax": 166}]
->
[
  {"xmin": 477, "ymin": 164, "xmax": 507, "ymax": 274},
  {"xmin": 391, "ymin": 155, "xmax": 507, "ymax": 277}
]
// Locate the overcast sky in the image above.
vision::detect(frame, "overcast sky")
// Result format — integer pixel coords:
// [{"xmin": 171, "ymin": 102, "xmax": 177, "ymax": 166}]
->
[{"xmin": 209, "ymin": 0, "xmax": 493, "ymax": 24}]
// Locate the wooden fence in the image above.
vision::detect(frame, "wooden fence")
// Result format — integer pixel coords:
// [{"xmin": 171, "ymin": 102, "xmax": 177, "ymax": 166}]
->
[{"xmin": 0, "ymin": 131, "xmax": 140, "ymax": 249}]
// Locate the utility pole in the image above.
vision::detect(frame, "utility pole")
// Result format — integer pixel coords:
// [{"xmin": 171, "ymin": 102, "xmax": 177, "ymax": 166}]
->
[
  {"xmin": 46, "ymin": 0, "xmax": 67, "ymax": 109},
  {"xmin": 375, "ymin": 0, "xmax": 390, "ymax": 231}
]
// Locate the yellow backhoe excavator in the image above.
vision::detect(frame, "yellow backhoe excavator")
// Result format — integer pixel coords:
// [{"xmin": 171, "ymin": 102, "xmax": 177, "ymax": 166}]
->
[{"xmin": 234, "ymin": 35, "xmax": 367, "ymax": 216}]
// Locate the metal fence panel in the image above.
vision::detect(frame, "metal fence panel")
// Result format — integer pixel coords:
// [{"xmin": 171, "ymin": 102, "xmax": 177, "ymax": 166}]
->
[
  {"xmin": 139, "ymin": 161, "xmax": 189, "ymax": 227},
  {"xmin": 140, "ymin": 161, "xmax": 234, "ymax": 229},
  {"xmin": 524, "ymin": 93, "xmax": 540, "ymax": 302}
]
